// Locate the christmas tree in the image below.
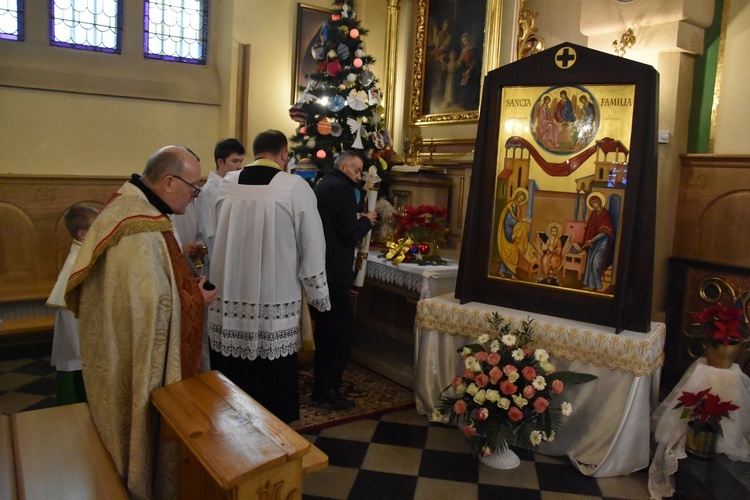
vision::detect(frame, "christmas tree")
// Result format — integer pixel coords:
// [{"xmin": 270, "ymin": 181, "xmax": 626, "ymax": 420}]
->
[{"xmin": 288, "ymin": 0, "xmax": 393, "ymax": 182}]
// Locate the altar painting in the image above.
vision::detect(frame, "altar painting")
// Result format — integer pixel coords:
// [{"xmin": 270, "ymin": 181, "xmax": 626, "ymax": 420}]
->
[{"xmin": 488, "ymin": 84, "xmax": 635, "ymax": 296}]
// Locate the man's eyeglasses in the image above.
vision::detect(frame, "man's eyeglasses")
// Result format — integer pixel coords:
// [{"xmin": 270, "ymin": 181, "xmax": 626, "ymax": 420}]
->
[{"xmin": 172, "ymin": 175, "xmax": 201, "ymax": 197}]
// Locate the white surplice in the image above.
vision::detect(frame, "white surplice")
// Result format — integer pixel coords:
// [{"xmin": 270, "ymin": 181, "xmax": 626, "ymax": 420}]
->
[{"xmin": 207, "ymin": 165, "xmax": 330, "ymax": 361}]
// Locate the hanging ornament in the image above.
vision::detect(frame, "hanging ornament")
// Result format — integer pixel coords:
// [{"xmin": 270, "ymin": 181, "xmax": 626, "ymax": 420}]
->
[
  {"xmin": 341, "ymin": 2, "xmax": 351, "ymax": 18},
  {"xmin": 326, "ymin": 60, "xmax": 343, "ymax": 77},
  {"xmin": 327, "ymin": 49, "xmax": 337, "ymax": 59},
  {"xmin": 373, "ymin": 132, "xmax": 385, "ymax": 149},
  {"xmin": 372, "ymin": 112, "xmax": 381, "ymax": 125},
  {"xmin": 367, "ymin": 87, "xmax": 381, "ymax": 105},
  {"xmin": 346, "ymin": 73, "xmax": 357, "ymax": 83},
  {"xmin": 346, "ymin": 118, "xmax": 365, "ymax": 149},
  {"xmin": 332, "ymin": 13, "xmax": 341, "ymax": 21},
  {"xmin": 299, "ymin": 126, "xmax": 307, "ymax": 135},
  {"xmin": 353, "ymin": 58, "xmax": 363, "ymax": 68},
  {"xmin": 311, "ymin": 35, "xmax": 326, "ymax": 61},
  {"xmin": 336, "ymin": 43, "xmax": 350, "ymax": 60},
  {"xmin": 330, "ymin": 121, "xmax": 343, "ymax": 137},
  {"xmin": 318, "ymin": 118, "xmax": 332, "ymax": 135},
  {"xmin": 306, "ymin": 139, "xmax": 316, "ymax": 149},
  {"xmin": 349, "ymin": 28, "xmax": 360, "ymax": 39},
  {"xmin": 354, "ymin": 48, "xmax": 365, "ymax": 58},
  {"xmin": 289, "ymin": 104, "xmax": 306, "ymax": 124},
  {"xmin": 316, "ymin": 149, "xmax": 327, "ymax": 159},
  {"xmin": 376, "ymin": 105, "xmax": 386, "ymax": 115},
  {"xmin": 327, "ymin": 95, "xmax": 346, "ymax": 112},
  {"xmin": 339, "ymin": 26, "xmax": 349, "ymax": 36},
  {"xmin": 295, "ymin": 158, "xmax": 318, "ymax": 181},
  {"xmin": 358, "ymin": 69, "xmax": 374, "ymax": 86},
  {"xmin": 347, "ymin": 90, "xmax": 369, "ymax": 111}
]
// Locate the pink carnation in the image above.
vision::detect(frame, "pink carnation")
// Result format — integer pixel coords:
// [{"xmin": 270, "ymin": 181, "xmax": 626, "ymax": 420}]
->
[
  {"xmin": 475, "ymin": 373, "xmax": 489, "ymax": 388},
  {"xmin": 503, "ymin": 365, "xmax": 518, "ymax": 376},
  {"xmin": 489, "ymin": 366, "xmax": 503, "ymax": 384},
  {"xmin": 454, "ymin": 400, "xmax": 467, "ymax": 415},
  {"xmin": 463, "ymin": 368, "xmax": 476, "ymax": 380},
  {"xmin": 487, "ymin": 352, "xmax": 501, "ymax": 366},
  {"xmin": 474, "ymin": 351, "xmax": 488, "ymax": 362},
  {"xmin": 523, "ymin": 348, "xmax": 533, "ymax": 358},
  {"xmin": 533, "ymin": 397, "xmax": 550, "ymax": 413},
  {"xmin": 551, "ymin": 379, "xmax": 564, "ymax": 394},
  {"xmin": 463, "ymin": 424, "xmax": 477, "ymax": 437},
  {"xmin": 476, "ymin": 408, "xmax": 489, "ymax": 421},
  {"xmin": 500, "ymin": 380, "xmax": 517, "ymax": 395},
  {"xmin": 522, "ymin": 366, "xmax": 537, "ymax": 381},
  {"xmin": 508, "ymin": 407, "xmax": 524, "ymax": 422},
  {"xmin": 451, "ymin": 376, "xmax": 463, "ymax": 389},
  {"xmin": 523, "ymin": 385, "xmax": 536, "ymax": 399}
]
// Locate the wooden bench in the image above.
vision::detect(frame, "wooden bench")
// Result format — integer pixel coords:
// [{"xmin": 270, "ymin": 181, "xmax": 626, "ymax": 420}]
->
[
  {"xmin": 1, "ymin": 415, "xmax": 17, "ymax": 500},
  {"xmin": 10, "ymin": 402, "xmax": 128, "ymax": 500},
  {"xmin": 151, "ymin": 370, "xmax": 328, "ymax": 499}
]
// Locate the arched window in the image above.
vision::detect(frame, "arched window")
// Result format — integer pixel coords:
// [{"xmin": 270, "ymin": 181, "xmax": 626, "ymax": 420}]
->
[
  {"xmin": 50, "ymin": 0, "xmax": 122, "ymax": 53},
  {"xmin": 144, "ymin": 0, "xmax": 208, "ymax": 65},
  {"xmin": 0, "ymin": 0, "xmax": 25, "ymax": 41}
]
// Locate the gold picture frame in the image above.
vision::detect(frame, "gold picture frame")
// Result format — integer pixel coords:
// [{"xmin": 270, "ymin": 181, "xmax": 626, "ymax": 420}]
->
[
  {"xmin": 410, "ymin": 0, "xmax": 503, "ymax": 125},
  {"xmin": 292, "ymin": 4, "xmax": 330, "ymax": 104}
]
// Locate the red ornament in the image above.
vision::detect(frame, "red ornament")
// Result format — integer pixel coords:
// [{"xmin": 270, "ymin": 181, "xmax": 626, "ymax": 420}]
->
[
  {"xmin": 404, "ymin": 254, "xmax": 413, "ymax": 263},
  {"xmin": 418, "ymin": 243, "xmax": 430, "ymax": 254},
  {"xmin": 327, "ymin": 60, "xmax": 343, "ymax": 77},
  {"xmin": 353, "ymin": 58, "xmax": 363, "ymax": 68},
  {"xmin": 316, "ymin": 149, "xmax": 327, "ymax": 159},
  {"xmin": 299, "ymin": 126, "xmax": 307, "ymax": 135},
  {"xmin": 349, "ymin": 28, "xmax": 360, "ymax": 39},
  {"xmin": 332, "ymin": 14, "xmax": 341, "ymax": 21}
]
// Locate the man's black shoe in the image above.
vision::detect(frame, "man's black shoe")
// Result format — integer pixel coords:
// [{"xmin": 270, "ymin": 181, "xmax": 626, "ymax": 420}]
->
[{"xmin": 312, "ymin": 389, "xmax": 355, "ymax": 411}]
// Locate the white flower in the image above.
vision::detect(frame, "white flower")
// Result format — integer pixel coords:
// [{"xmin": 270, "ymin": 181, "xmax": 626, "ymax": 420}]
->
[
  {"xmin": 543, "ymin": 430, "xmax": 556, "ymax": 442},
  {"xmin": 498, "ymin": 398, "xmax": 511, "ymax": 410},
  {"xmin": 534, "ymin": 349, "xmax": 549, "ymax": 362},
  {"xmin": 477, "ymin": 334, "xmax": 490, "ymax": 344},
  {"xmin": 561, "ymin": 401, "xmax": 573, "ymax": 416},
  {"xmin": 455, "ymin": 383, "xmax": 467, "ymax": 395},
  {"xmin": 490, "ymin": 340, "xmax": 501, "ymax": 353},
  {"xmin": 473, "ymin": 390, "xmax": 487, "ymax": 404},
  {"xmin": 540, "ymin": 360, "xmax": 555, "ymax": 374},
  {"xmin": 501, "ymin": 334, "xmax": 517, "ymax": 346},
  {"xmin": 467, "ymin": 383, "xmax": 478, "ymax": 396},
  {"xmin": 512, "ymin": 349, "xmax": 525, "ymax": 361},
  {"xmin": 463, "ymin": 355, "xmax": 476, "ymax": 368},
  {"xmin": 431, "ymin": 410, "xmax": 443, "ymax": 421},
  {"xmin": 461, "ymin": 347, "xmax": 472, "ymax": 356},
  {"xmin": 512, "ymin": 394, "xmax": 528, "ymax": 408},
  {"xmin": 468, "ymin": 359, "xmax": 482, "ymax": 372},
  {"xmin": 532, "ymin": 375, "xmax": 547, "ymax": 390},
  {"xmin": 485, "ymin": 389, "xmax": 500, "ymax": 403},
  {"xmin": 508, "ymin": 371, "xmax": 520, "ymax": 383},
  {"xmin": 530, "ymin": 430, "xmax": 543, "ymax": 446}
]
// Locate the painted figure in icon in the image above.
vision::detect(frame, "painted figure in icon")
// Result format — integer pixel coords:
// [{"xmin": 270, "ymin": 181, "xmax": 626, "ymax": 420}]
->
[
  {"xmin": 554, "ymin": 89, "xmax": 576, "ymax": 124},
  {"xmin": 540, "ymin": 222, "xmax": 564, "ymax": 282},
  {"xmin": 456, "ymin": 32, "xmax": 480, "ymax": 110},
  {"xmin": 575, "ymin": 94, "xmax": 596, "ymax": 146},
  {"xmin": 497, "ymin": 188, "xmax": 531, "ymax": 280},
  {"xmin": 534, "ymin": 95, "xmax": 560, "ymax": 149},
  {"xmin": 582, "ymin": 192, "xmax": 614, "ymax": 291}
]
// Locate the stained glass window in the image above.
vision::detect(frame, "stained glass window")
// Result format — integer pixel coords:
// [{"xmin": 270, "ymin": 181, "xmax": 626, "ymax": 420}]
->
[
  {"xmin": 50, "ymin": 0, "xmax": 121, "ymax": 53},
  {"xmin": 0, "ymin": 0, "xmax": 24, "ymax": 41},
  {"xmin": 144, "ymin": 0, "xmax": 207, "ymax": 65}
]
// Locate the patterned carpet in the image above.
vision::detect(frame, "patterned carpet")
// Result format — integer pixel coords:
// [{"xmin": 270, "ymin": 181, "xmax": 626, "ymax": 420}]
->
[{"xmin": 292, "ymin": 361, "xmax": 415, "ymax": 434}]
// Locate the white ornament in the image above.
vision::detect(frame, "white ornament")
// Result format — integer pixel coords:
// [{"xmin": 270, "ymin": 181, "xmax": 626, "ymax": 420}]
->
[
  {"xmin": 306, "ymin": 139, "xmax": 316, "ymax": 149},
  {"xmin": 346, "ymin": 118, "xmax": 365, "ymax": 149},
  {"xmin": 346, "ymin": 73, "xmax": 357, "ymax": 82},
  {"xmin": 354, "ymin": 49, "xmax": 365, "ymax": 58}
]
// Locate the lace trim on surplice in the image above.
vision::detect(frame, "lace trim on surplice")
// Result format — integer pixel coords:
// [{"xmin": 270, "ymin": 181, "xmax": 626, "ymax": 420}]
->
[{"xmin": 301, "ymin": 270, "xmax": 331, "ymax": 312}]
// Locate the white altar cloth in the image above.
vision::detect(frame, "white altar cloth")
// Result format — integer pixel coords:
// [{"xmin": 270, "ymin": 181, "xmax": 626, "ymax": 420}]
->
[
  {"xmin": 414, "ymin": 293, "xmax": 666, "ymax": 477},
  {"xmin": 365, "ymin": 252, "xmax": 458, "ymax": 300},
  {"xmin": 648, "ymin": 359, "xmax": 750, "ymax": 499}
]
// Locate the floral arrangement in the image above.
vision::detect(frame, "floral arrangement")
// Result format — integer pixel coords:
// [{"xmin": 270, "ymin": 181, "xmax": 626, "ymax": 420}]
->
[
  {"xmin": 436, "ymin": 313, "xmax": 597, "ymax": 456},
  {"xmin": 691, "ymin": 303, "xmax": 748, "ymax": 346},
  {"xmin": 396, "ymin": 204, "xmax": 449, "ymax": 243},
  {"xmin": 674, "ymin": 387, "xmax": 739, "ymax": 435}
]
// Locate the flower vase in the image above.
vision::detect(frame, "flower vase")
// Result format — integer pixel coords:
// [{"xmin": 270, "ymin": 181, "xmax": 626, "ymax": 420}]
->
[
  {"xmin": 480, "ymin": 447, "xmax": 521, "ymax": 470},
  {"xmin": 704, "ymin": 342, "xmax": 742, "ymax": 369},
  {"xmin": 685, "ymin": 423, "xmax": 718, "ymax": 460}
]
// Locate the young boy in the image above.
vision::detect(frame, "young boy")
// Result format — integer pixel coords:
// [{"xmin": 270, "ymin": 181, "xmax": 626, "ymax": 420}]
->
[{"xmin": 46, "ymin": 204, "xmax": 99, "ymax": 405}]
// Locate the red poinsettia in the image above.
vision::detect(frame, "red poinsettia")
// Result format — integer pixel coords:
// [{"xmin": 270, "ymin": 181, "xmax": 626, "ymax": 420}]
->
[
  {"xmin": 691, "ymin": 304, "xmax": 748, "ymax": 346},
  {"xmin": 674, "ymin": 387, "xmax": 739, "ymax": 435},
  {"xmin": 396, "ymin": 204, "xmax": 449, "ymax": 243}
]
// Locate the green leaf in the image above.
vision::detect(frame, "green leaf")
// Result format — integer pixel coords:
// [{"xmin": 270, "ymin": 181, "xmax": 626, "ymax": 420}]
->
[{"xmin": 547, "ymin": 371, "xmax": 598, "ymax": 385}]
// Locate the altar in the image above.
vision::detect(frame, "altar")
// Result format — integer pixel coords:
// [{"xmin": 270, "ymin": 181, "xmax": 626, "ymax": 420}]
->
[{"xmin": 414, "ymin": 293, "xmax": 666, "ymax": 477}]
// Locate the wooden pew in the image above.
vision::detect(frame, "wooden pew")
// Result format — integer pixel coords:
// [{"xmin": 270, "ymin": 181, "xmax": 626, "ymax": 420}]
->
[
  {"xmin": 10, "ymin": 403, "xmax": 128, "ymax": 500},
  {"xmin": 1, "ymin": 415, "xmax": 17, "ymax": 500},
  {"xmin": 151, "ymin": 370, "xmax": 328, "ymax": 499}
]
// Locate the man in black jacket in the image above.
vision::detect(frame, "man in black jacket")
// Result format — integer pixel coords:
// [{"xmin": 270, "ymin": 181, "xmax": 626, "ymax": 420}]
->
[{"xmin": 311, "ymin": 150, "xmax": 378, "ymax": 410}]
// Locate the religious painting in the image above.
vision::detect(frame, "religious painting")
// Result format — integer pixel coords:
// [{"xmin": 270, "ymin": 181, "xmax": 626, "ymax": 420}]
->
[
  {"xmin": 456, "ymin": 43, "xmax": 658, "ymax": 333},
  {"xmin": 410, "ymin": 0, "xmax": 503, "ymax": 125},
  {"xmin": 292, "ymin": 4, "xmax": 330, "ymax": 104}
]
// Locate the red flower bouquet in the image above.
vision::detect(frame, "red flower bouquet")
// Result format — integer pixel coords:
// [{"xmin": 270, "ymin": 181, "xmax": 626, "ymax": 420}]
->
[
  {"xmin": 396, "ymin": 204, "xmax": 449, "ymax": 243},
  {"xmin": 691, "ymin": 304, "xmax": 748, "ymax": 346}
]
